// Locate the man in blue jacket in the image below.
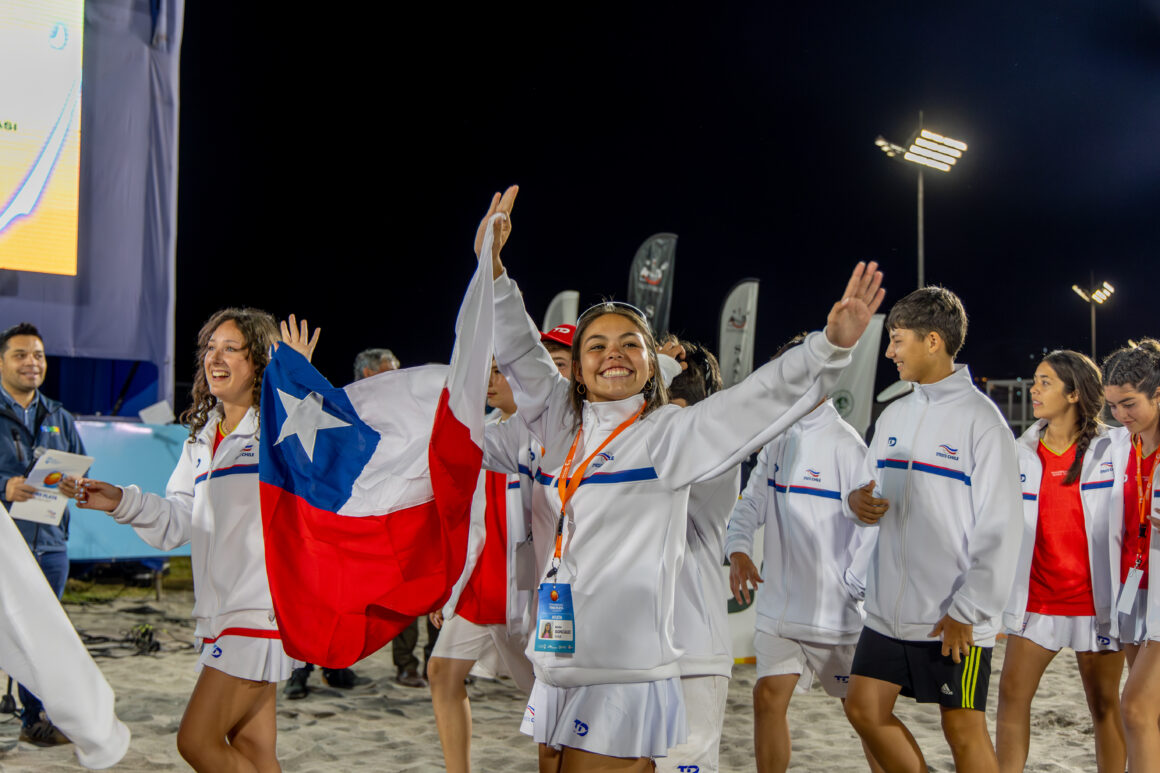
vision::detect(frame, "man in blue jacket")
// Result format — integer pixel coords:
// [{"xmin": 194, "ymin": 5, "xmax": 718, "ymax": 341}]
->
[{"xmin": 0, "ymin": 322, "xmax": 84, "ymax": 747}]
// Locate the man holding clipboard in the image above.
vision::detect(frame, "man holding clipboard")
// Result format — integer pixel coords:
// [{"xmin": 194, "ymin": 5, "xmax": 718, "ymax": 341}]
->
[{"xmin": 0, "ymin": 322, "xmax": 88, "ymax": 748}]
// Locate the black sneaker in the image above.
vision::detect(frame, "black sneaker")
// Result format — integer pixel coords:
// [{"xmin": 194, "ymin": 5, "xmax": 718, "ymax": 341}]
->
[
  {"xmin": 321, "ymin": 667, "xmax": 356, "ymax": 688},
  {"xmin": 19, "ymin": 719, "xmax": 70, "ymax": 747},
  {"xmin": 283, "ymin": 666, "xmax": 310, "ymax": 699}
]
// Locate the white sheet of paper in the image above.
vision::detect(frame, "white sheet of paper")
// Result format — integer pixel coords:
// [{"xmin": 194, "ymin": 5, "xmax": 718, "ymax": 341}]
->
[{"xmin": 9, "ymin": 449, "xmax": 93, "ymax": 526}]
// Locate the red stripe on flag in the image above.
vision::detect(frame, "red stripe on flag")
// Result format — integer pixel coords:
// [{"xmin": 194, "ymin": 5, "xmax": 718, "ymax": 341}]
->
[
  {"xmin": 202, "ymin": 628, "xmax": 281, "ymax": 644},
  {"xmin": 455, "ymin": 470, "xmax": 508, "ymax": 625}
]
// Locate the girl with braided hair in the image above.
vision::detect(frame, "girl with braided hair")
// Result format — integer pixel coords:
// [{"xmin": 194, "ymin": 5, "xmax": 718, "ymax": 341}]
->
[
  {"xmin": 1101, "ymin": 338, "xmax": 1160, "ymax": 771},
  {"xmin": 996, "ymin": 350, "xmax": 1125, "ymax": 772}
]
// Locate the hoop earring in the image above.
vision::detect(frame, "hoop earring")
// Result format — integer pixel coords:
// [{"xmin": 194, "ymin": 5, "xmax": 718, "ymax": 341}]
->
[
  {"xmin": 576, "ymin": 383, "xmax": 586, "ymax": 396},
  {"xmin": 644, "ymin": 376, "xmax": 656, "ymax": 395}
]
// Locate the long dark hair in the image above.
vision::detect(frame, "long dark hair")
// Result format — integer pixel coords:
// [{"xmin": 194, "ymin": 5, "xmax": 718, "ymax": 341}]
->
[
  {"xmin": 179, "ymin": 308, "xmax": 279, "ymax": 438},
  {"xmin": 1040, "ymin": 350, "xmax": 1104, "ymax": 486},
  {"xmin": 569, "ymin": 303, "xmax": 668, "ymax": 421}
]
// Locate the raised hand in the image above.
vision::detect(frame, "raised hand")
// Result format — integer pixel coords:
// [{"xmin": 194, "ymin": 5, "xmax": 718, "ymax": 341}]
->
[
  {"xmin": 729, "ymin": 552, "xmax": 764, "ymax": 606},
  {"xmin": 279, "ymin": 314, "xmax": 321, "ymax": 363},
  {"xmin": 825, "ymin": 261, "xmax": 885, "ymax": 349},
  {"xmin": 474, "ymin": 185, "xmax": 518, "ymax": 278}
]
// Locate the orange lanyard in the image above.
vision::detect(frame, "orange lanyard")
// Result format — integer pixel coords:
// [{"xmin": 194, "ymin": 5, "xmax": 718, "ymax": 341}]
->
[
  {"xmin": 546, "ymin": 405, "xmax": 644, "ymax": 577},
  {"xmin": 1132, "ymin": 435, "xmax": 1155, "ymax": 566}
]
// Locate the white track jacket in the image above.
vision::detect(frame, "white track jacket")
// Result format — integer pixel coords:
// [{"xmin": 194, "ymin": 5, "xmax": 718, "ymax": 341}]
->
[
  {"xmin": 848, "ymin": 365, "xmax": 1022, "ymax": 646},
  {"xmin": 493, "ymin": 271, "xmax": 853, "ymax": 687},
  {"xmin": 1002, "ymin": 421, "xmax": 1121, "ymax": 636},
  {"xmin": 110, "ymin": 407, "xmax": 280, "ymax": 641},
  {"xmin": 726, "ymin": 400, "xmax": 875, "ymax": 644},
  {"xmin": 1104, "ymin": 427, "xmax": 1160, "ymax": 642},
  {"xmin": 674, "ymin": 466, "xmax": 741, "ymax": 678}
]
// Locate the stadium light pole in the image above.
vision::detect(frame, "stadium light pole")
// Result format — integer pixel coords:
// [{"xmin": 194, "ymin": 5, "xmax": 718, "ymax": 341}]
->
[
  {"xmin": 875, "ymin": 111, "xmax": 969, "ymax": 288},
  {"xmin": 1072, "ymin": 277, "xmax": 1115, "ymax": 360}
]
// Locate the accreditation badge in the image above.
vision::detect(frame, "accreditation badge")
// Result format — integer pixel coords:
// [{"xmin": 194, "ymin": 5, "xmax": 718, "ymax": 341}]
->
[{"xmin": 534, "ymin": 582, "xmax": 575, "ymax": 653}]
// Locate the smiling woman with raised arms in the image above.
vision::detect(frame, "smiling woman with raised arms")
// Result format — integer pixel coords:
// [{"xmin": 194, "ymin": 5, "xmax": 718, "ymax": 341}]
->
[{"xmin": 474, "ymin": 186, "xmax": 884, "ymax": 772}]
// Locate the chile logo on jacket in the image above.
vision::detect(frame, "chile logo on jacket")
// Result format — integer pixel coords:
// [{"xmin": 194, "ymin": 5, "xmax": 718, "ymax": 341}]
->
[
  {"xmin": 803, "ymin": 468, "xmax": 822, "ymax": 483},
  {"xmin": 1100, "ymin": 461, "xmax": 1114, "ymax": 475},
  {"xmin": 935, "ymin": 444, "xmax": 960, "ymax": 461},
  {"xmin": 591, "ymin": 452, "xmax": 613, "ymax": 469}
]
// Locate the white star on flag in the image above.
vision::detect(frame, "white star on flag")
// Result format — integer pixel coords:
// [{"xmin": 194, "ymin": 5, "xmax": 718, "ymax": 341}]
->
[{"xmin": 274, "ymin": 388, "xmax": 351, "ymax": 462}]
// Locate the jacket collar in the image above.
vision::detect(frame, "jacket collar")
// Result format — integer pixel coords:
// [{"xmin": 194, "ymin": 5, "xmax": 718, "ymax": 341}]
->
[
  {"xmin": 797, "ymin": 398, "xmax": 839, "ymax": 432},
  {"xmin": 581, "ymin": 393, "xmax": 646, "ymax": 434},
  {"xmin": 196, "ymin": 405, "xmax": 258, "ymax": 445},
  {"xmin": 912, "ymin": 363, "xmax": 974, "ymax": 405}
]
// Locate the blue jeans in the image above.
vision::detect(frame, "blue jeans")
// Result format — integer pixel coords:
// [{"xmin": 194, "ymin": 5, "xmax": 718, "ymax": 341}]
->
[{"xmin": 18, "ymin": 550, "xmax": 68, "ymax": 727}]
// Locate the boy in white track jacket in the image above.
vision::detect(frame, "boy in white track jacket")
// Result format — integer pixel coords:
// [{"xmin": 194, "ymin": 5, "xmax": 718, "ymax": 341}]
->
[
  {"xmin": 728, "ymin": 399, "xmax": 874, "ymax": 650},
  {"xmin": 844, "ymin": 286, "xmax": 1022, "ymax": 772},
  {"xmin": 727, "ymin": 397, "xmax": 879, "ymax": 772},
  {"xmin": 850, "ymin": 366, "xmax": 1023, "ymax": 649}
]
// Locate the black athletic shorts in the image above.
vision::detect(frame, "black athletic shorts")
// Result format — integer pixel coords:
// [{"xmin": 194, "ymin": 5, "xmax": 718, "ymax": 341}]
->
[{"xmin": 850, "ymin": 626, "xmax": 992, "ymax": 711}]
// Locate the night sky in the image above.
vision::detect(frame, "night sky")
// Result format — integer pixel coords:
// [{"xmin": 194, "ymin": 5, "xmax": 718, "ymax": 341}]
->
[{"xmin": 173, "ymin": 2, "xmax": 1160, "ymax": 408}]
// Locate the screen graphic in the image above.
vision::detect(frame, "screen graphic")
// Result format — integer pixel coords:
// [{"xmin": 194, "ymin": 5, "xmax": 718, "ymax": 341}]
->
[{"xmin": 0, "ymin": 0, "xmax": 83, "ymax": 276}]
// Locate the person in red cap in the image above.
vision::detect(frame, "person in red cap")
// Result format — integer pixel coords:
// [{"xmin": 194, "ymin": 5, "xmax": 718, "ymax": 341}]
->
[{"xmin": 540, "ymin": 325, "xmax": 574, "ymax": 378}]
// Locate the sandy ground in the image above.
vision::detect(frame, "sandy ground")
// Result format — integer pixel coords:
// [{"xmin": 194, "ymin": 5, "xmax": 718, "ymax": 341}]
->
[{"xmin": 0, "ymin": 592, "xmax": 1121, "ymax": 771}]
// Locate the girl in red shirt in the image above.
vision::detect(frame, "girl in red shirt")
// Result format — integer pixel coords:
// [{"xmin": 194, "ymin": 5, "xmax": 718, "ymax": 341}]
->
[
  {"xmin": 996, "ymin": 351, "xmax": 1125, "ymax": 772},
  {"xmin": 1103, "ymin": 339, "xmax": 1160, "ymax": 772}
]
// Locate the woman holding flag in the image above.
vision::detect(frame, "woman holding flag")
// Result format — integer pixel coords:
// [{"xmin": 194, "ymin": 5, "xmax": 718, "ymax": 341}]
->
[
  {"xmin": 478, "ymin": 186, "xmax": 884, "ymax": 771},
  {"xmin": 70, "ymin": 308, "xmax": 319, "ymax": 773}
]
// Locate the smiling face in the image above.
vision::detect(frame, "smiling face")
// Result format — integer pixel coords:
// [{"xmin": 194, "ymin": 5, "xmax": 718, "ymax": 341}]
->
[
  {"xmin": 574, "ymin": 313, "xmax": 653, "ymax": 403},
  {"xmin": 1030, "ymin": 361, "xmax": 1079, "ymax": 423},
  {"xmin": 885, "ymin": 327, "xmax": 949, "ymax": 384},
  {"xmin": 1104, "ymin": 383, "xmax": 1160, "ymax": 437},
  {"xmin": 203, "ymin": 320, "xmax": 256, "ymax": 408},
  {"xmin": 0, "ymin": 334, "xmax": 46, "ymax": 400}
]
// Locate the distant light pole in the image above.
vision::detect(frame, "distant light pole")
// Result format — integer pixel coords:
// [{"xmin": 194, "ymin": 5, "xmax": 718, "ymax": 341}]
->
[
  {"xmin": 1071, "ymin": 277, "xmax": 1115, "ymax": 360},
  {"xmin": 875, "ymin": 111, "xmax": 969, "ymax": 288}
]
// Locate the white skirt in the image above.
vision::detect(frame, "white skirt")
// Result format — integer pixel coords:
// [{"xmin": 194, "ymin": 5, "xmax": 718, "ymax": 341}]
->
[
  {"xmin": 519, "ymin": 677, "xmax": 687, "ymax": 759},
  {"xmin": 1006, "ymin": 612, "xmax": 1119, "ymax": 653},
  {"xmin": 197, "ymin": 634, "xmax": 299, "ymax": 683}
]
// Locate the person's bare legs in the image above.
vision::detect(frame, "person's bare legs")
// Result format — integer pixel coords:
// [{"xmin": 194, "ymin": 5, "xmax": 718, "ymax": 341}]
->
[
  {"xmin": 560, "ymin": 747, "xmax": 655, "ymax": 772},
  {"xmin": 837, "ymin": 698, "xmax": 888, "ymax": 773},
  {"xmin": 940, "ymin": 706, "xmax": 998, "ymax": 773},
  {"xmin": 1074, "ymin": 648, "xmax": 1126, "ymax": 772},
  {"xmin": 844, "ymin": 675, "xmax": 927, "ymax": 773},
  {"xmin": 753, "ymin": 674, "xmax": 798, "ymax": 773},
  {"xmin": 428, "ymin": 656, "xmax": 477, "ymax": 773},
  {"xmin": 176, "ymin": 666, "xmax": 280, "ymax": 773},
  {"xmin": 539, "ymin": 743, "xmax": 564, "ymax": 773},
  {"xmin": 995, "ymin": 635, "xmax": 1056, "ymax": 772},
  {"xmin": 1122, "ymin": 642, "xmax": 1160, "ymax": 773}
]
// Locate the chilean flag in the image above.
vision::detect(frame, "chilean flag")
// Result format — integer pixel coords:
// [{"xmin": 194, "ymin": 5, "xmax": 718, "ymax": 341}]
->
[{"xmin": 258, "ymin": 234, "xmax": 496, "ymax": 668}]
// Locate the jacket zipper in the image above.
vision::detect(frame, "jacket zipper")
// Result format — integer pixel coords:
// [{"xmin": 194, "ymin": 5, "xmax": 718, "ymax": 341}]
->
[{"xmin": 893, "ymin": 400, "xmax": 927, "ymax": 633}]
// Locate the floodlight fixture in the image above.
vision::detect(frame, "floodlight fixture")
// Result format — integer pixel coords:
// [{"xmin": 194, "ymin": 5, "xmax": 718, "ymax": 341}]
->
[
  {"xmin": 1072, "ymin": 276, "xmax": 1115, "ymax": 359},
  {"xmin": 874, "ymin": 112, "xmax": 969, "ymax": 288}
]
